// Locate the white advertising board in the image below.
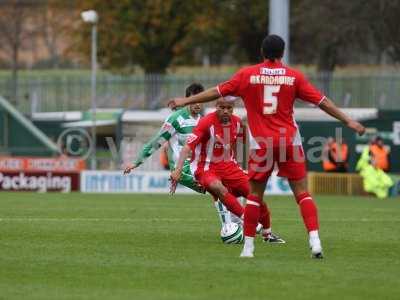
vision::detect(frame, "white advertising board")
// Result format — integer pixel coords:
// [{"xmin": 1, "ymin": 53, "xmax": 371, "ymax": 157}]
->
[
  {"xmin": 393, "ymin": 121, "xmax": 400, "ymax": 145},
  {"xmin": 81, "ymin": 171, "xmax": 291, "ymax": 195}
]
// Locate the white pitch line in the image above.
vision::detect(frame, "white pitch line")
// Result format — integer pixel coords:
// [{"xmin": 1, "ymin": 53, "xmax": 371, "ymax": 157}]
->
[
  {"xmin": 0, "ymin": 217, "xmax": 209, "ymax": 222},
  {"xmin": 0, "ymin": 218, "xmax": 399, "ymax": 222}
]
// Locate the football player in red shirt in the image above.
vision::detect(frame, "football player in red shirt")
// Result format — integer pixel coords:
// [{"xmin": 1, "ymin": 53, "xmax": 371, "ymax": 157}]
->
[
  {"xmin": 170, "ymin": 98, "xmax": 283, "ymax": 243},
  {"xmin": 168, "ymin": 35, "xmax": 365, "ymax": 258}
]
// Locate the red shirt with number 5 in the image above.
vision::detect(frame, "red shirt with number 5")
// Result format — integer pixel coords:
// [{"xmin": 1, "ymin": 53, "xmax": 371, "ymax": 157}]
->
[{"xmin": 217, "ymin": 60, "xmax": 325, "ymax": 148}]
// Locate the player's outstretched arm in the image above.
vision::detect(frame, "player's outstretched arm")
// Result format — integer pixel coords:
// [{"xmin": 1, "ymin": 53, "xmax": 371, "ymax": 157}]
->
[
  {"xmin": 168, "ymin": 87, "xmax": 220, "ymax": 109},
  {"xmin": 123, "ymin": 163, "xmax": 137, "ymax": 175},
  {"xmin": 123, "ymin": 137, "xmax": 160, "ymax": 175},
  {"xmin": 319, "ymin": 97, "xmax": 366, "ymax": 135},
  {"xmin": 123, "ymin": 116, "xmax": 177, "ymax": 175}
]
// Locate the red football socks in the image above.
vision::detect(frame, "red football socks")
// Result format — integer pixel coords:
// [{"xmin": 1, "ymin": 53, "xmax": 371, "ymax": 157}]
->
[
  {"xmin": 295, "ymin": 192, "xmax": 319, "ymax": 232},
  {"xmin": 221, "ymin": 192, "xmax": 244, "ymax": 218},
  {"xmin": 243, "ymin": 194, "xmax": 261, "ymax": 237}
]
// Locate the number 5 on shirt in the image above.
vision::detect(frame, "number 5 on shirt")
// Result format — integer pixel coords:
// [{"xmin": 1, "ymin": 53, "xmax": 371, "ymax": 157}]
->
[{"xmin": 263, "ymin": 85, "xmax": 281, "ymax": 114}]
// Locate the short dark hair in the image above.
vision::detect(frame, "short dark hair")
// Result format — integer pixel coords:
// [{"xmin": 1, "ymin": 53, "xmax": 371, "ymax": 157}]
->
[
  {"xmin": 185, "ymin": 83, "xmax": 204, "ymax": 97},
  {"xmin": 261, "ymin": 34, "xmax": 285, "ymax": 61}
]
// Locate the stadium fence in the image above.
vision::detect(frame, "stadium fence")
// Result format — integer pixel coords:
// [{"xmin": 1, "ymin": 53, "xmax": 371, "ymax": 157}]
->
[{"xmin": 1, "ymin": 73, "xmax": 400, "ymax": 113}]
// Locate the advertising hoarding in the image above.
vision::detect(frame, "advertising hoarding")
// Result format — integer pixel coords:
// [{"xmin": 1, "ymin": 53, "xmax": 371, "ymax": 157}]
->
[{"xmin": 81, "ymin": 171, "xmax": 291, "ymax": 194}]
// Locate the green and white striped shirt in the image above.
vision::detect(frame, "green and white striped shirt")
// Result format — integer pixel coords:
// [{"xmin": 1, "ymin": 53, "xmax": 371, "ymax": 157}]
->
[{"xmin": 134, "ymin": 107, "xmax": 201, "ymax": 167}]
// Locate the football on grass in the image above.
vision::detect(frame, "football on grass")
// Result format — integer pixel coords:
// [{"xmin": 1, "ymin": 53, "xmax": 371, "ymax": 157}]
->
[{"xmin": 220, "ymin": 223, "xmax": 244, "ymax": 244}]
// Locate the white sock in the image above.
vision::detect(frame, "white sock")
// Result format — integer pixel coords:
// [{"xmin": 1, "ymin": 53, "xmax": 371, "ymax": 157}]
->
[
  {"xmin": 309, "ymin": 230, "xmax": 319, "ymax": 240},
  {"xmin": 309, "ymin": 230, "xmax": 321, "ymax": 249},
  {"xmin": 244, "ymin": 236, "xmax": 255, "ymax": 249}
]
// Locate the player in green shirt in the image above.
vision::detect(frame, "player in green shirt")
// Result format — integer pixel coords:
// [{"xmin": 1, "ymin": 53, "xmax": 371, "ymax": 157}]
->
[{"xmin": 124, "ymin": 83, "xmax": 237, "ymax": 229}]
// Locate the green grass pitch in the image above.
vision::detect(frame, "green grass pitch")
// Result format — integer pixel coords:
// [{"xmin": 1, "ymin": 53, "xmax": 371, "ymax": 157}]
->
[{"xmin": 1, "ymin": 193, "xmax": 399, "ymax": 300}]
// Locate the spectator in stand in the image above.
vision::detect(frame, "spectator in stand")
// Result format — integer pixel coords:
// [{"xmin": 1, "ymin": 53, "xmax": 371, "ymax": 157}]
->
[
  {"xmin": 370, "ymin": 136, "xmax": 390, "ymax": 172},
  {"xmin": 356, "ymin": 137, "xmax": 393, "ymax": 199},
  {"xmin": 322, "ymin": 137, "xmax": 336, "ymax": 172},
  {"xmin": 322, "ymin": 137, "xmax": 349, "ymax": 173}
]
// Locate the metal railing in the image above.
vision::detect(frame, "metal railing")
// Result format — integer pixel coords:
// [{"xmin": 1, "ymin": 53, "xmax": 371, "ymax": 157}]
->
[{"xmin": 1, "ymin": 73, "xmax": 399, "ymax": 113}]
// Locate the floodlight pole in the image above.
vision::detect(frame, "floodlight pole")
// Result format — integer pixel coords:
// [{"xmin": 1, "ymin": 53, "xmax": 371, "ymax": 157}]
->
[
  {"xmin": 269, "ymin": 0, "xmax": 290, "ymax": 64},
  {"xmin": 81, "ymin": 10, "xmax": 99, "ymax": 170},
  {"xmin": 90, "ymin": 23, "xmax": 97, "ymax": 170}
]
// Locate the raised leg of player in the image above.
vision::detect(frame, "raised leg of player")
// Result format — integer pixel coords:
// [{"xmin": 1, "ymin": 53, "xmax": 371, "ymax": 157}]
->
[
  {"xmin": 172, "ymin": 162, "xmax": 237, "ymax": 230},
  {"xmin": 207, "ymin": 180, "xmax": 244, "ymax": 218},
  {"xmin": 289, "ymin": 179, "xmax": 323, "ymax": 259},
  {"xmin": 177, "ymin": 164, "xmax": 206, "ymax": 194},
  {"xmin": 213, "ymin": 199, "xmax": 233, "ymax": 225}
]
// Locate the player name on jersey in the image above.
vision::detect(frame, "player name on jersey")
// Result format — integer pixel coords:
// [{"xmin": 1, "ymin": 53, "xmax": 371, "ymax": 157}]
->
[{"xmin": 250, "ymin": 75, "xmax": 295, "ymax": 86}]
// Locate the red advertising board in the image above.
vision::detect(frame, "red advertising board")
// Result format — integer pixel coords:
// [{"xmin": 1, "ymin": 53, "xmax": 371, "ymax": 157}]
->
[
  {"xmin": 0, "ymin": 156, "xmax": 86, "ymax": 172},
  {"xmin": 0, "ymin": 171, "xmax": 80, "ymax": 192}
]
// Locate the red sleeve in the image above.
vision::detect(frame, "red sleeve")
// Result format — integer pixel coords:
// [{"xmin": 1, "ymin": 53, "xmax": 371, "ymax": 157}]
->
[
  {"xmin": 217, "ymin": 69, "xmax": 244, "ymax": 97},
  {"xmin": 186, "ymin": 117, "xmax": 209, "ymax": 151},
  {"xmin": 296, "ymin": 71, "xmax": 325, "ymax": 105}
]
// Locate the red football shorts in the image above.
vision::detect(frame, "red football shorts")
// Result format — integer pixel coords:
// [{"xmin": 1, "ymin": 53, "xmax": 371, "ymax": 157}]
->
[
  {"xmin": 195, "ymin": 162, "xmax": 250, "ymax": 197},
  {"xmin": 248, "ymin": 145, "xmax": 307, "ymax": 182}
]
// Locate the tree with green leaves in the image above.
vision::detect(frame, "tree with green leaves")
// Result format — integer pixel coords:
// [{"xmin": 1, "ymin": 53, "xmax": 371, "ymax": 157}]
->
[
  {"xmin": 174, "ymin": 0, "xmax": 234, "ymax": 66},
  {"xmin": 77, "ymin": 0, "xmax": 205, "ymax": 107},
  {"xmin": 0, "ymin": 1, "xmax": 36, "ymax": 106},
  {"xmin": 224, "ymin": 0, "xmax": 268, "ymax": 63},
  {"xmin": 78, "ymin": 0, "xmax": 201, "ymax": 74}
]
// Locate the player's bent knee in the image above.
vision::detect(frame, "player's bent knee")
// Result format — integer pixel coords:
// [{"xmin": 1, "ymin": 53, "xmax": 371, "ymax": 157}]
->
[
  {"xmin": 235, "ymin": 184, "xmax": 250, "ymax": 198},
  {"xmin": 208, "ymin": 180, "xmax": 227, "ymax": 197}
]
